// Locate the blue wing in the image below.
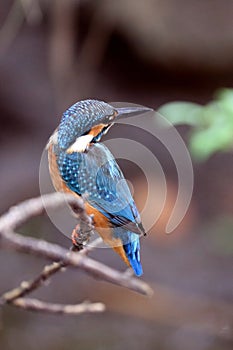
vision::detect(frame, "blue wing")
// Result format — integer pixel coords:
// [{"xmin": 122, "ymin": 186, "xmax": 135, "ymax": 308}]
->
[
  {"xmin": 57, "ymin": 143, "xmax": 145, "ymax": 235},
  {"xmin": 56, "ymin": 143, "xmax": 143, "ymax": 275}
]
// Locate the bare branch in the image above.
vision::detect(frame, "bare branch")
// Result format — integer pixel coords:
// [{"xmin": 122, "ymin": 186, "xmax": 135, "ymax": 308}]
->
[
  {"xmin": 1, "ymin": 238, "xmax": 103, "ymax": 304},
  {"xmin": 1, "ymin": 261, "xmax": 65, "ymax": 304},
  {"xmin": 0, "ymin": 229, "xmax": 152, "ymax": 296},
  {"xmin": 0, "ymin": 192, "xmax": 94, "ymax": 234},
  {"xmin": 0, "ymin": 236, "xmax": 106, "ymax": 314},
  {"xmin": 11, "ymin": 298, "xmax": 105, "ymax": 315},
  {"xmin": 0, "ymin": 193, "xmax": 153, "ymax": 297}
]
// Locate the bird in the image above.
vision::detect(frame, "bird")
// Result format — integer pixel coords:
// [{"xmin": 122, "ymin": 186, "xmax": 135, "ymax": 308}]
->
[{"xmin": 47, "ymin": 99, "xmax": 151, "ymax": 276}]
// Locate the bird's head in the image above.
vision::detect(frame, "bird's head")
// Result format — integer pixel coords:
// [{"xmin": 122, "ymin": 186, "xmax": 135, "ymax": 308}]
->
[{"xmin": 57, "ymin": 99, "xmax": 152, "ymax": 153}]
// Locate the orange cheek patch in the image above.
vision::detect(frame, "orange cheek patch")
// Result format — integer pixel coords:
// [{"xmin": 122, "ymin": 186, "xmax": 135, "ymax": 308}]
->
[{"xmin": 88, "ymin": 124, "xmax": 107, "ymax": 137}]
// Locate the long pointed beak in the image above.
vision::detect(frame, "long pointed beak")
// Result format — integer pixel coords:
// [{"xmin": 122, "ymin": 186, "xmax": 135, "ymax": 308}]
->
[{"xmin": 115, "ymin": 106, "xmax": 153, "ymax": 119}]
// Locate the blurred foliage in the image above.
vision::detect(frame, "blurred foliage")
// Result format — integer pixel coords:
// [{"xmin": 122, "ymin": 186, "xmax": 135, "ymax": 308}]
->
[{"xmin": 158, "ymin": 88, "xmax": 233, "ymax": 161}]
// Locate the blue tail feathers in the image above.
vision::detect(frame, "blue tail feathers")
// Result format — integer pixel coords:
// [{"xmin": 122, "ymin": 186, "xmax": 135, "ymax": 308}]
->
[{"xmin": 123, "ymin": 237, "xmax": 143, "ymax": 276}]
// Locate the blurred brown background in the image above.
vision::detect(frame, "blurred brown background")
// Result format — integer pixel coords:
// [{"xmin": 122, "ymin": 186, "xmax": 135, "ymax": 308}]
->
[{"xmin": 0, "ymin": 1, "xmax": 233, "ymax": 350}]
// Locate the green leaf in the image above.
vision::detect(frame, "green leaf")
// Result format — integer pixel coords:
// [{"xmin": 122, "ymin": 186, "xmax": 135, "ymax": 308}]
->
[
  {"xmin": 157, "ymin": 102, "xmax": 203, "ymax": 127},
  {"xmin": 215, "ymin": 88, "xmax": 233, "ymax": 118},
  {"xmin": 190, "ymin": 122, "xmax": 233, "ymax": 161},
  {"xmin": 216, "ymin": 88, "xmax": 233, "ymax": 104},
  {"xmin": 157, "ymin": 89, "xmax": 233, "ymax": 161}
]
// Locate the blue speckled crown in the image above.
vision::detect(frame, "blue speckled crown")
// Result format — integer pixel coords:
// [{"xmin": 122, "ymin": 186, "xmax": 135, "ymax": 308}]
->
[{"xmin": 58, "ymin": 99, "xmax": 115, "ymax": 150}]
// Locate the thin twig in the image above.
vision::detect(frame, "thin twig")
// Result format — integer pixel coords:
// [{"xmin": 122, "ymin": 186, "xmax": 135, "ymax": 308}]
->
[
  {"xmin": 1, "ymin": 238, "xmax": 103, "ymax": 304},
  {"xmin": 0, "ymin": 192, "xmax": 94, "ymax": 234},
  {"xmin": 11, "ymin": 298, "xmax": 105, "ymax": 315},
  {"xmin": 1, "ymin": 261, "xmax": 65, "ymax": 304}
]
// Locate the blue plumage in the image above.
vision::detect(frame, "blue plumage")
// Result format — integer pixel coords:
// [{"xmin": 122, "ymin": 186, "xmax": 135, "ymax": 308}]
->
[
  {"xmin": 123, "ymin": 238, "xmax": 142, "ymax": 276},
  {"xmin": 58, "ymin": 100, "xmax": 115, "ymax": 150},
  {"xmin": 113, "ymin": 226, "xmax": 143, "ymax": 276},
  {"xmin": 51, "ymin": 99, "xmax": 149, "ymax": 276},
  {"xmin": 57, "ymin": 143, "xmax": 143, "ymax": 232},
  {"xmin": 56, "ymin": 142, "xmax": 143, "ymax": 275}
]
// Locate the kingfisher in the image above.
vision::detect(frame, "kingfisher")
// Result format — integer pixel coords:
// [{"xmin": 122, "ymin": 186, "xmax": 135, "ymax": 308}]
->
[{"xmin": 47, "ymin": 99, "xmax": 151, "ymax": 276}]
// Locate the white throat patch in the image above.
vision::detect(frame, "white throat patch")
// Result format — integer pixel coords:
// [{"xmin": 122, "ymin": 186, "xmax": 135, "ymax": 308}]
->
[{"xmin": 66, "ymin": 134, "xmax": 93, "ymax": 153}]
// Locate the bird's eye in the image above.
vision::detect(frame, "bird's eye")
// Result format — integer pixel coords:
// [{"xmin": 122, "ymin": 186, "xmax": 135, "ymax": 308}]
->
[{"xmin": 108, "ymin": 114, "xmax": 114, "ymax": 121}]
